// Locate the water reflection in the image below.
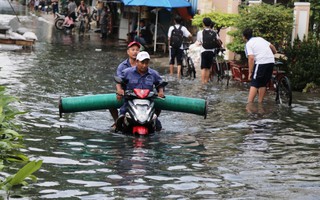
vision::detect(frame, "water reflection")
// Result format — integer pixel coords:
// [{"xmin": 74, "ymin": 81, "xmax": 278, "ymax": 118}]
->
[{"xmin": 60, "ymin": 33, "xmax": 76, "ymax": 45}]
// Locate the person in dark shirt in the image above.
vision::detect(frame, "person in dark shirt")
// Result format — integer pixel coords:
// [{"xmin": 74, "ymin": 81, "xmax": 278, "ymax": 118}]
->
[
  {"xmin": 109, "ymin": 41, "xmax": 141, "ymax": 130},
  {"xmin": 116, "ymin": 51, "xmax": 165, "ymax": 131},
  {"xmin": 134, "ymin": 20, "xmax": 153, "ymax": 47}
]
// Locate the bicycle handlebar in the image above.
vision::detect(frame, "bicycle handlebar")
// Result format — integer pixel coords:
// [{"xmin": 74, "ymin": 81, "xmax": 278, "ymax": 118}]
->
[{"xmin": 275, "ymin": 61, "xmax": 283, "ymax": 66}]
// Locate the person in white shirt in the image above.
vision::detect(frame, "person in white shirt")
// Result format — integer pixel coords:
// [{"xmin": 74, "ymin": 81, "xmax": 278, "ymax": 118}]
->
[
  {"xmin": 34, "ymin": 0, "xmax": 40, "ymax": 12},
  {"xmin": 196, "ymin": 17, "xmax": 221, "ymax": 84},
  {"xmin": 243, "ymin": 28, "xmax": 277, "ymax": 103},
  {"xmin": 167, "ymin": 15, "xmax": 192, "ymax": 78}
]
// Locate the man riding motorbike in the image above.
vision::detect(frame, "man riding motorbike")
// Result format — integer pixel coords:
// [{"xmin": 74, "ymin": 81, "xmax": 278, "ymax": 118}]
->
[{"xmin": 115, "ymin": 51, "xmax": 165, "ymax": 133}]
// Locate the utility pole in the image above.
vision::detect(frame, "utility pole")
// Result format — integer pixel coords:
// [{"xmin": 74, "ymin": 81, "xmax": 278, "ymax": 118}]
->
[{"xmin": 7, "ymin": 0, "xmax": 20, "ymax": 22}]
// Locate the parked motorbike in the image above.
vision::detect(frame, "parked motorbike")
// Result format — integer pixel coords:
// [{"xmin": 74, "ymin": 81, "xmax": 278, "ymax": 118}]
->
[
  {"xmin": 114, "ymin": 77, "xmax": 167, "ymax": 135},
  {"xmin": 54, "ymin": 12, "xmax": 66, "ymax": 30}
]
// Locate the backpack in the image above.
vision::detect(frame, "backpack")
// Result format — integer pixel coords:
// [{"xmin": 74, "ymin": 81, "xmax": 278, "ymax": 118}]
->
[
  {"xmin": 202, "ymin": 29, "xmax": 219, "ymax": 49},
  {"xmin": 170, "ymin": 25, "xmax": 183, "ymax": 49}
]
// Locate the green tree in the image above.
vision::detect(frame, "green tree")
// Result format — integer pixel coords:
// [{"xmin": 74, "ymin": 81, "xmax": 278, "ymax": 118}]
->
[
  {"xmin": 227, "ymin": 3, "xmax": 293, "ymax": 57},
  {"xmin": 283, "ymin": 36, "xmax": 320, "ymax": 91},
  {"xmin": 0, "ymin": 86, "xmax": 42, "ymax": 197},
  {"xmin": 192, "ymin": 12, "xmax": 238, "ymax": 34},
  {"xmin": 308, "ymin": 0, "xmax": 320, "ymax": 39}
]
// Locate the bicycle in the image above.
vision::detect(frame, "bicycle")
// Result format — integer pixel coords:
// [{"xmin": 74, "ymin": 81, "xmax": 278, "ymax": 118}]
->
[
  {"xmin": 270, "ymin": 61, "xmax": 292, "ymax": 106},
  {"xmin": 181, "ymin": 43, "xmax": 196, "ymax": 79},
  {"xmin": 77, "ymin": 13, "xmax": 90, "ymax": 34},
  {"xmin": 210, "ymin": 48, "xmax": 231, "ymax": 86}
]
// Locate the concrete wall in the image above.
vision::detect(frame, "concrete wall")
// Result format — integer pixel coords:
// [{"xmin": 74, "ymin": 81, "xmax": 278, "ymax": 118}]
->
[{"xmin": 292, "ymin": 2, "xmax": 310, "ymax": 43}]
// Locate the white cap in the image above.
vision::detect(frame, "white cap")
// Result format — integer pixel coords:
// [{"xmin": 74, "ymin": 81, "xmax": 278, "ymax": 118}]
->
[{"xmin": 136, "ymin": 51, "xmax": 150, "ymax": 61}]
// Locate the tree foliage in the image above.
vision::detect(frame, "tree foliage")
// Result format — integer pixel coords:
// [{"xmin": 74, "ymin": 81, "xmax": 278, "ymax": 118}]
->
[
  {"xmin": 227, "ymin": 3, "xmax": 293, "ymax": 55},
  {"xmin": 192, "ymin": 12, "xmax": 238, "ymax": 33},
  {"xmin": 0, "ymin": 86, "xmax": 42, "ymax": 196},
  {"xmin": 308, "ymin": 0, "xmax": 320, "ymax": 40},
  {"xmin": 283, "ymin": 36, "xmax": 320, "ymax": 91}
]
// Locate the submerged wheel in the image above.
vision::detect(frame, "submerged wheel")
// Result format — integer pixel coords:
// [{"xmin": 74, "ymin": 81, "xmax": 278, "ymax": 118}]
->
[
  {"xmin": 187, "ymin": 57, "xmax": 196, "ymax": 79},
  {"xmin": 79, "ymin": 21, "xmax": 85, "ymax": 34},
  {"xmin": 276, "ymin": 76, "xmax": 292, "ymax": 106},
  {"xmin": 55, "ymin": 19, "xmax": 64, "ymax": 30},
  {"xmin": 221, "ymin": 61, "xmax": 230, "ymax": 86},
  {"xmin": 210, "ymin": 62, "xmax": 217, "ymax": 81},
  {"xmin": 214, "ymin": 62, "xmax": 223, "ymax": 83},
  {"xmin": 181, "ymin": 57, "xmax": 190, "ymax": 77}
]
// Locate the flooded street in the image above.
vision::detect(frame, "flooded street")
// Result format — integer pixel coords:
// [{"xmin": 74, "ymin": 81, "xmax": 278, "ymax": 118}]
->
[{"xmin": 1, "ymin": 2, "xmax": 320, "ymax": 199}]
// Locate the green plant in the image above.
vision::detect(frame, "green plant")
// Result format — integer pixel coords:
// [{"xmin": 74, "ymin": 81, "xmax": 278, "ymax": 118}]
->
[
  {"xmin": 0, "ymin": 86, "xmax": 26, "ymax": 163},
  {"xmin": 308, "ymin": 0, "xmax": 320, "ymax": 40},
  {"xmin": 302, "ymin": 82, "xmax": 320, "ymax": 93},
  {"xmin": 227, "ymin": 3, "xmax": 293, "ymax": 56},
  {"xmin": 192, "ymin": 12, "xmax": 238, "ymax": 33},
  {"xmin": 0, "ymin": 160, "xmax": 43, "ymax": 190},
  {"xmin": 283, "ymin": 36, "xmax": 320, "ymax": 91},
  {"xmin": 0, "ymin": 86, "xmax": 42, "ymax": 195}
]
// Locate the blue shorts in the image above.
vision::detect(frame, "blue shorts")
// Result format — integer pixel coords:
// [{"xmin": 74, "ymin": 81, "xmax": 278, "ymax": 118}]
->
[{"xmin": 250, "ymin": 63, "xmax": 274, "ymax": 88}]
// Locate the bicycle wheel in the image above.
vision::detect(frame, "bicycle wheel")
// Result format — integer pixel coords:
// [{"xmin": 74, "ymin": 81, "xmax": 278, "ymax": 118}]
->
[
  {"xmin": 276, "ymin": 76, "xmax": 292, "ymax": 106},
  {"xmin": 210, "ymin": 60, "xmax": 217, "ymax": 82},
  {"xmin": 79, "ymin": 21, "xmax": 85, "ymax": 34},
  {"xmin": 220, "ymin": 61, "xmax": 230, "ymax": 86},
  {"xmin": 181, "ymin": 57, "xmax": 190, "ymax": 77},
  {"xmin": 215, "ymin": 61, "xmax": 223, "ymax": 83},
  {"xmin": 55, "ymin": 19, "xmax": 64, "ymax": 30},
  {"xmin": 187, "ymin": 57, "xmax": 196, "ymax": 79}
]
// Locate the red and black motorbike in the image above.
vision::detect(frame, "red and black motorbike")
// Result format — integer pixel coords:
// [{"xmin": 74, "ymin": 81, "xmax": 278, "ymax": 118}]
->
[{"xmin": 115, "ymin": 77, "xmax": 167, "ymax": 135}]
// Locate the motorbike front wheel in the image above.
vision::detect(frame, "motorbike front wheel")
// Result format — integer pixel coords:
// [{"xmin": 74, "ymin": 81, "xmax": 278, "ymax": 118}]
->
[
  {"xmin": 181, "ymin": 57, "xmax": 190, "ymax": 77},
  {"xmin": 55, "ymin": 19, "xmax": 64, "ymax": 30}
]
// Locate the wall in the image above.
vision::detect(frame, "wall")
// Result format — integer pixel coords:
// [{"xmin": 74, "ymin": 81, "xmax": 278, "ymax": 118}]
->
[{"xmin": 292, "ymin": 2, "xmax": 310, "ymax": 44}]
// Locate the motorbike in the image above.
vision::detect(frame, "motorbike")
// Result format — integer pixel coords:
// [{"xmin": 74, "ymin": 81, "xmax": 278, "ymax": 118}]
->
[
  {"xmin": 54, "ymin": 12, "xmax": 66, "ymax": 30},
  {"xmin": 114, "ymin": 77, "xmax": 167, "ymax": 135},
  {"xmin": 55, "ymin": 12, "xmax": 90, "ymax": 34}
]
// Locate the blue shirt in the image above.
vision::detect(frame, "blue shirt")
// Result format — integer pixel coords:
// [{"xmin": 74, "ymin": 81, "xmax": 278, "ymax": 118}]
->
[
  {"xmin": 116, "ymin": 58, "xmax": 133, "ymax": 76},
  {"xmin": 119, "ymin": 66, "xmax": 162, "ymax": 91}
]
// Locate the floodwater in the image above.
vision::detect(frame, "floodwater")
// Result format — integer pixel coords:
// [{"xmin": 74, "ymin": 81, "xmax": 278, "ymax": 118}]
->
[{"xmin": 1, "ymin": 3, "xmax": 320, "ymax": 200}]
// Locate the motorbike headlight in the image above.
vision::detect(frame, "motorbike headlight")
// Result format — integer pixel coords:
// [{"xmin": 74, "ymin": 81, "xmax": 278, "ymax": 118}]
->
[{"xmin": 131, "ymin": 99, "xmax": 152, "ymax": 123}]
